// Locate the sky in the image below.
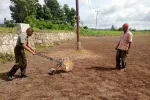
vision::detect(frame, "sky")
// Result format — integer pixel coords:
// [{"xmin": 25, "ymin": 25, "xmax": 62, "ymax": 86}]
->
[{"xmin": 0, "ymin": 0, "xmax": 150, "ymax": 30}]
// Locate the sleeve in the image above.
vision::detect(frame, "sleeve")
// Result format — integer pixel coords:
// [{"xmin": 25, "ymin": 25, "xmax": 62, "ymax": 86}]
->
[{"xmin": 128, "ymin": 33, "xmax": 133, "ymax": 43}]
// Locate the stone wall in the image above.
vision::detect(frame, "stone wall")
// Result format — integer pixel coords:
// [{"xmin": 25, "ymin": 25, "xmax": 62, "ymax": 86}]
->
[
  {"xmin": 34, "ymin": 32, "xmax": 75, "ymax": 45},
  {"xmin": 0, "ymin": 33, "xmax": 18, "ymax": 54},
  {"xmin": 0, "ymin": 32, "xmax": 76, "ymax": 54}
]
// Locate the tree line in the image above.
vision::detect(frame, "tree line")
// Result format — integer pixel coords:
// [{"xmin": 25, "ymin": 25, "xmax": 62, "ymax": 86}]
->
[
  {"xmin": 4, "ymin": 0, "xmax": 76, "ymax": 30},
  {"xmin": 111, "ymin": 25, "xmax": 137, "ymax": 31}
]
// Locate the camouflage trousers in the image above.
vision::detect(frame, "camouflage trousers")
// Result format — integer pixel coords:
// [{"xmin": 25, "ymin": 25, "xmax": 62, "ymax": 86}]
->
[
  {"xmin": 116, "ymin": 49, "xmax": 127, "ymax": 69},
  {"xmin": 9, "ymin": 46, "xmax": 27, "ymax": 76}
]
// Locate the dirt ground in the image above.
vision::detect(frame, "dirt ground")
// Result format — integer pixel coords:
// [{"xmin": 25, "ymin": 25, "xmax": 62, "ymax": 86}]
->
[{"xmin": 0, "ymin": 34, "xmax": 150, "ymax": 100}]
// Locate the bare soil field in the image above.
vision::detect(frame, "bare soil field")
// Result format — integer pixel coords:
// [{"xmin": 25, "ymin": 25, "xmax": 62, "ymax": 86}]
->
[{"xmin": 0, "ymin": 34, "xmax": 150, "ymax": 100}]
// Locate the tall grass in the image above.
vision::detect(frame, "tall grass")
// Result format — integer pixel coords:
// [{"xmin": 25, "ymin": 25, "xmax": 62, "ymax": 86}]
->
[
  {"xmin": 80, "ymin": 29, "xmax": 120, "ymax": 36},
  {"xmin": 0, "ymin": 27, "xmax": 75, "ymax": 33},
  {"xmin": 0, "ymin": 27, "xmax": 16, "ymax": 33}
]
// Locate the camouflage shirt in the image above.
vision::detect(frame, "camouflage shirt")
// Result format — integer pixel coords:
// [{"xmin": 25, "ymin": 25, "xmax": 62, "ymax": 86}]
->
[{"xmin": 16, "ymin": 33, "xmax": 28, "ymax": 47}]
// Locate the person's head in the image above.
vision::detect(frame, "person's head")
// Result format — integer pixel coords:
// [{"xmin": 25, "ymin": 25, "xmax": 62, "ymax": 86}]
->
[
  {"xmin": 26, "ymin": 27, "xmax": 34, "ymax": 36},
  {"xmin": 122, "ymin": 23, "xmax": 129, "ymax": 33}
]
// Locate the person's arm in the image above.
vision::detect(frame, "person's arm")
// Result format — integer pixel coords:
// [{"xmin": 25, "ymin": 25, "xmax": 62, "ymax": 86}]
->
[
  {"xmin": 115, "ymin": 33, "xmax": 122, "ymax": 50},
  {"xmin": 115, "ymin": 42, "xmax": 120, "ymax": 50},
  {"xmin": 19, "ymin": 34, "xmax": 36, "ymax": 55},
  {"xmin": 27, "ymin": 40, "xmax": 36, "ymax": 52},
  {"xmin": 127, "ymin": 42, "xmax": 132, "ymax": 54},
  {"xmin": 23, "ymin": 43, "xmax": 36, "ymax": 55},
  {"xmin": 26, "ymin": 36, "xmax": 36, "ymax": 53},
  {"xmin": 127, "ymin": 34, "xmax": 133, "ymax": 54}
]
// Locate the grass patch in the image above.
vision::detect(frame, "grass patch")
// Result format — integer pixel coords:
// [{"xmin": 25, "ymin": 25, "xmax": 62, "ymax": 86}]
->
[
  {"xmin": 80, "ymin": 29, "xmax": 120, "ymax": 36},
  {"xmin": 0, "ymin": 27, "xmax": 16, "ymax": 33},
  {"xmin": 0, "ymin": 53, "xmax": 15, "ymax": 63},
  {"xmin": 80, "ymin": 29, "xmax": 150, "ymax": 36},
  {"xmin": 0, "ymin": 27, "xmax": 75, "ymax": 34}
]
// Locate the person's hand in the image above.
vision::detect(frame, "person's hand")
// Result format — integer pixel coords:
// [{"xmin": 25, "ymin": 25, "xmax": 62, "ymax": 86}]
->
[
  {"xmin": 33, "ymin": 49, "xmax": 36, "ymax": 53},
  {"xmin": 31, "ymin": 47, "xmax": 36, "ymax": 53},
  {"xmin": 32, "ymin": 51, "xmax": 36, "ymax": 55},
  {"xmin": 115, "ymin": 47, "xmax": 118, "ymax": 50}
]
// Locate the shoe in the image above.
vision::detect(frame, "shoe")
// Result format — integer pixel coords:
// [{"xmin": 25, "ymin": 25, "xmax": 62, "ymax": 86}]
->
[
  {"xmin": 6, "ymin": 72, "xmax": 13, "ymax": 81},
  {"xmin": 116, "ymin": 66, "xmax": 121, "ymax": 70},
  {"xmin": 120, "ymin": 68, "xmax": 126, "ymax": 72},
  {"xmin": 20, "ymin": 74, "xmax": 29, "ymax": 78}
]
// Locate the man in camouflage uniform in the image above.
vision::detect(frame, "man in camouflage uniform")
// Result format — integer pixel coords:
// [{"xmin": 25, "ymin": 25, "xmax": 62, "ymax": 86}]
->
[{"xmin": 6, "ymin": 28, "xmax": 36, "ymax": 81}]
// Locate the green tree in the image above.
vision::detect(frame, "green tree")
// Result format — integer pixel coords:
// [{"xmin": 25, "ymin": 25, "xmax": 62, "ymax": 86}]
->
[
  {"xmin": 43, "ymin": 5, "xmax": 52, "ymax": 20},
  {"xmin": 83, "ymin": 26, "xmax": 88, "ymax": 29},
  {"xmin": 36, "ymin": 3, "xmax": 44, "ymax": 19},
  {"xmin": 63, "ymin": 4, "xmax": 70, "ymax": 23},
  {"xmin": 24, "ymin": 15, "xmax": 37, "ymax": 27},
  {"xmin": 69, "ymin": 8, "xmax": 76, "ymax": 26},
  {"xmin": 129, "ymin": 28, "xmax": 136, "ymax": 31},
  {"xmin": 118, "ymin": 27, "xmax": 122, "ymax": 31},
  {"xmin": 63, "ymin": 4, "xmax": 76, "ymax": 26},
  {"xmin": 4, "ymin": 18, "xmax": 16, "ymax": 27},
  {"xmin": 36, "ymin": 3, "xmax": 52, "ymax": 20},
  {"xmin": 9, "ymin": 0, "xmax": 38, "ymax": 23},
  {"xmin": 44, "ymin": 0, "xmax": 63, "ymax": 22},
  {"xmin": 111, "ymin": 25, "xmax": 116, "ymax": 31}
]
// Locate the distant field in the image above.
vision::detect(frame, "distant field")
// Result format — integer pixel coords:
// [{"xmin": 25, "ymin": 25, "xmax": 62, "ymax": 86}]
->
[
  {"xmin": 80, "ymin": 29, "xmax": 150, "ymax": 36},
  {"xmin": 0, "ymin": 27, "xmax": 149, "ymax": 36}
]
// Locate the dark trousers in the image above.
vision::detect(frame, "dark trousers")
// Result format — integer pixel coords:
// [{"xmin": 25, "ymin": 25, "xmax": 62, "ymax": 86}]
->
[
  {"xmin": 116, "ymin": 49, "xmax": 127, "ymax": 69},
  {"xmin": 9, "ymin": 46, "xmax": 27, "ymax": 76}
]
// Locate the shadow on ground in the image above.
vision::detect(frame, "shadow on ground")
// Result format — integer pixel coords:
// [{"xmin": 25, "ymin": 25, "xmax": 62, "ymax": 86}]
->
[
  {"xmin": 48, "ymin": 70, "xmax": 66, "ymax": 75},
  {"xmin": 86, "ymin": 66, "xmax": 116, "ymax": 71},
  {"xmin": 0, "ymin": 72, "xmax": 7, "ymax": 81}
]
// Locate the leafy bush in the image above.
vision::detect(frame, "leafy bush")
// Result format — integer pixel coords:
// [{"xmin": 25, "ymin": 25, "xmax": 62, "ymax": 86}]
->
[
  {"xmin": 4, "ymin": 20, "xmax": 16, "ymax": 27},
  {"xmin": 25, "ymin": 15, "xmax": 75, "ymax": 30},
  {"xmin": 83, "ymin": 26, "xmax": 88, "ymax": 29}
]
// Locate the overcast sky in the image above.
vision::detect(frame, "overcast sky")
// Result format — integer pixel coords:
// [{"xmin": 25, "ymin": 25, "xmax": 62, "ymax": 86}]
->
[{"xmin": 0, "ymin": 0, "xmax": 150, "ymax": 30}]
